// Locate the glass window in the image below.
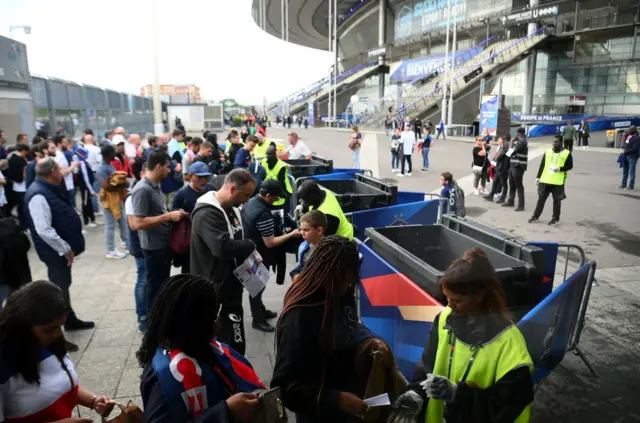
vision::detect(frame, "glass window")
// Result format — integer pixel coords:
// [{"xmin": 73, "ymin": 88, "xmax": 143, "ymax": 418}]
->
[
  {"xmin": 67, "ymin": 84, "xmax": 84, "ymax": 109},
  {"xmin": 51, "ymin": 81, "xmax": 69, "ymax": 109},
  {"xmin": 32, "ymin": 78, "xmax": 49, "ymax": 108},
  {"xmin": 603, "ymin": 104, "xmax": 624, "ymax": 114},
  {"xmin": 623, "ymin": 104, "xmax": 640, "ymax": 115}
]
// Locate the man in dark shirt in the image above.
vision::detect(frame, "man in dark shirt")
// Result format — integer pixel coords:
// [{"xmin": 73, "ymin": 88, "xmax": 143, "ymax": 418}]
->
[
  {"xmin": 234, "ymin": 135, "xmax": 258, "ymax": 169},
  {"xmin": 0, "ymin": 130, "xmax": 7, "ymax": 166},
  {"xmin": 6, "ymin": 144, "xmax": 30, "ymax": 230}
]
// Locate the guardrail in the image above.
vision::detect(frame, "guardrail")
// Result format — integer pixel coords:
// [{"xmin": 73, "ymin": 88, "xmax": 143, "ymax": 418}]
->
[{"xmin": 397, "ymin": 26, "xmax": 547, "ymax": 120}]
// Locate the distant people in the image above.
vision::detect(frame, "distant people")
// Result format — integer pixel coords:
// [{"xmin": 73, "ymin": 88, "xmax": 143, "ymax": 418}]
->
[
  {"xmin": 484, "ymin": 136, "xmax": 510, "ymax": 203},
  {"xmin": 349, "ymin": 126, "xmax": 363, "ymax": 169},
  {"xmin": 561, "ymin": 120, "xmax": 576, "ymax": 152},
  {"xmin": 529, "ymin": 135, "xmax": 573, "ymax": 225},
  {"xmin": 620, "ymin": 125, "xmax": 639, "ymax": 190},
  {"xmin": 420, "ymin": 128, "xmax": 434, "ymax": 172},
  {"xmin": 580, "ymin": 120, "xmax": 590, "ymax": 148},
  {"xmin": 503, "ymin": 128, "xmax": 528, "ymax": 212},
  {"xmin": 436, "ymin": 120, "xmax": 446, "ymax": 140},
  {"xmin": 284, "ymin": 132, "xmax": 312, "ymax": 160},
  {"xmin": 5, "ymin": 144, "xmax": 30, "ymax": 230}
]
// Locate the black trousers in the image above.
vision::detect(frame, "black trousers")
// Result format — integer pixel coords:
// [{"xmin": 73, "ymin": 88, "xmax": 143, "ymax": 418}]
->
[
  {"xmin": 142, "ymin": 247, "xmax": 172, "ymax": 312},
  {"xmin": 80, "ymin": 187, "xmax": 95, "ymax": 225},
  {"xmin": 563, "ymin": 138, "xmax": 574, "ymax": 152},
  {"xmin": 490, "ymin": 172, "xmax": 508, "ymax": 200},
  {"xmin": 507, "ymin": 167, "xmax": 526, "ymax": 208},
  {"xmin": 401, "ymin": 155, "xmax": 412, "ymax": 174},
  {"xmin": 7, "ymin": 191, "xmax": 27, "ymax": 231},
  {"xmin": 45, "ymin": 256, "xmax": 75, "ymax": 322},
  {"xmin": 218, "ymin": 298, "xmax": 246, "ymax": 355},
  {"xmin": 533, "ymin": 184, "xmax": 562, "ymax": 220}
]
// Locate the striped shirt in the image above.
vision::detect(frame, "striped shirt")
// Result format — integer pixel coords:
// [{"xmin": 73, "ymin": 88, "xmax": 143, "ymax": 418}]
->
[
  {"xmin": 256, "ymin": 213, "xmax": 275, "ymax": 238},
  {"xmin": 0, "ymin": 349, "xmax": 78, "ymax": 423}
]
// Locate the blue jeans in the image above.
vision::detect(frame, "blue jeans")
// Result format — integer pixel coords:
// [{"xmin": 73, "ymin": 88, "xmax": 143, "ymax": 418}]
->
[
  {"xmin": 143, "ymin": 248, "xmax": 173, "ymax": 314},
  {"xmin": 67, "ymin": 189, "xmax": 76, "ymax": 209},
  {"xmin": 91, "ymin": 179, "xmax": 101, "ymax": 213},
  {"xmin": 622, "ymin": 157, "xmax": 637, "ymax": 189},
  {"xmin": 391, "ymin": 151, "xmax": 399, "ymax": 169},
  {"xmin": 104, "ymin": 206, "xmax": 128, "ymax": 252},
  {"xmin": 352, "ymin": 148, "xmax": 361, "ymax": 169},
  {"xmin": 134, "ymin": 256, "xmax": 148, "ymax": 325},
  {"xmin": 422, "ymin": 147, "xmax": 430, "ymax": 169}
]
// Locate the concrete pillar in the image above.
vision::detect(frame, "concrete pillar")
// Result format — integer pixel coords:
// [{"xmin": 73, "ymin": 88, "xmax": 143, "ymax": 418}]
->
[
  {"xmin": 378, "ymin": 0, "xmax": 387, "ymax": 100},
  {"xmin": 632, "ymin": 1, "xmax": 640, "ymax": 60},
  {"xmin": 523, "ymin": 0, "xmax": 539, "ymax": 114}
]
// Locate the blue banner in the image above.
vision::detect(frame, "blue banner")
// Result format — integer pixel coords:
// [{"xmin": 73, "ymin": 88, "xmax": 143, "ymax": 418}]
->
[
  {"xmin": 307, "ymin": 102, "xmax": 315, "ymax": 126},
  {"xmin": 390, "ymin": 47, "xmax": 482, "ymax": 83},
  {"xmin": 480, "ymin": 95, "xmax": 499, "ymax": 135},
  {"xmin": 350, "ymin": 200, "xmax": 439, "ymax": 241},
  {"xmin": 511, "ymin": 113, "xmax": 640, "ymax": 137}
]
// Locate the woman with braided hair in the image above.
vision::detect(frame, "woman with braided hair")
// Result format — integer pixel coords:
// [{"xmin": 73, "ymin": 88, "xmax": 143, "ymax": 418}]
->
[
  {"xmin": 138, "ymin": 274, "xmax": 265, "ymax": 423},
  {"xmin": 271, "ymin": 235, "xmax": 405, "ymax": 423}
]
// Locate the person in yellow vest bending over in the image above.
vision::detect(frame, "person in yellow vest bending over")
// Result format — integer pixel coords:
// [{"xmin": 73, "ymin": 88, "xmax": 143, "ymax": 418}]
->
[
  {"xmin": 528, "ymin": 135, "xmax": 573, "ymax": 226},
  {"xmin": 261, "ymin": 145, "xmax": 292, "ymax": 210},
  {"xmin": 296, "ymin": 179, "xmax": 354, "ymax": 240},
  {"xmin": 389, "ymin": 248, "xmax": 534, "ymax": 423}
]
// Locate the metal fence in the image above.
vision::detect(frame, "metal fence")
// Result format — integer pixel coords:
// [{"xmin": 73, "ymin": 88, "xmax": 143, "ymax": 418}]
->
[{"xmin": 32, "ymin": 76, "xmax": 154, "ymax": 142}]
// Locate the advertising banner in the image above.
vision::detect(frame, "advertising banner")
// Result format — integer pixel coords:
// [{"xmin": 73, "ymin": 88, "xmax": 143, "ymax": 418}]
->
[
  {"xmin": 390, "ymin": 47, "xmax": 482, "ymax": 83},
  {"xmin": 480, "ymin": 95, "xmax": 499, "ymax": 135},
  {"xmin": 512, "ymin": 113, "xmax": 640, "ymax": 137},
  {"xmin": 393, "ymin": 0, "xmax": 512, "ymax": 43},
  {"xmin": 307, "ymin": 102, "xmax": 315, "ymax": 126},
  {"xmin": 501, "ymin": 4, "xmax": 559, "ymax": 25}
]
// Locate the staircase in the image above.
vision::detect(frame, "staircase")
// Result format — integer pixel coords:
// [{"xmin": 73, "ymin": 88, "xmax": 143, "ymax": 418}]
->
[{"xmin": 362, "ymin": 28, "xmax": 549, "ymax": 128}]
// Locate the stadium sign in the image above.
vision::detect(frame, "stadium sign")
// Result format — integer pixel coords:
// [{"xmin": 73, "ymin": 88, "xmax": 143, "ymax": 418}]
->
[
  {"xmin": 393, "ymin": 0, "xmax": 513, "ymax": 42},
  {"xmin": 368, "ymin": 47, "xmax": 387, "ymax": 58},
  {"xmin": 501, "ymin": 5, "xmax": 559, "ymax": 25},
  {"xmin": 390, "ymin": 46, "xmax": 483, "ymax": 83}
]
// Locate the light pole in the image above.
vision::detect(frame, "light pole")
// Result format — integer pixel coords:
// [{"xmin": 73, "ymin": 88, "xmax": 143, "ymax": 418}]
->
[
  {"xmin": 441, "ymin": 0, "xmax": 450, "ymax": 124},
  {"xmin": 9, "ymin": 25, "xmax": 31, "ymax": 38},
  {"xmin": 447, "ymin": 18, "xmax": 457, "ymax": 126},
  {"xmin": 151, "ymin": 0, "xmax": 163, "ymax": 135}
]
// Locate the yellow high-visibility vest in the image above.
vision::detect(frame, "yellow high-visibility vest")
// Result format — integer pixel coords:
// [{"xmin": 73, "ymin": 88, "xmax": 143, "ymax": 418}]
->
[
  {"xmin": 311, "ymin": 188, "xmax": 354, "ymax": 240},
  {"xmin": 539, "ymin": 148, "xmax": 570, "ymax": 186},
  {"xmin": 261, "ymin": 159, "xmax": 292, "ymax": 207}
]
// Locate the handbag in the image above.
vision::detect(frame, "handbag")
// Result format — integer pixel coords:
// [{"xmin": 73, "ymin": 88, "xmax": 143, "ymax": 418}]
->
[{"xmin": 250, "ymin": 387, "xmax": 288, "ymax": 423}]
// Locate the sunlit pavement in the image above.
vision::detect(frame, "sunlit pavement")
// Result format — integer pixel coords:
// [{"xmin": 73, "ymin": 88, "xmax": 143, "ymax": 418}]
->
[{"xmin": 43, "ymin": 126, "xmax": 640, "ymax": 421}]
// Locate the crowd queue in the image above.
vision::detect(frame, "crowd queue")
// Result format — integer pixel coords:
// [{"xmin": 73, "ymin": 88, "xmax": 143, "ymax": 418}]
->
[{"xmin": 0, "ymin": 123, "xmax": 566, "ymax": 423}]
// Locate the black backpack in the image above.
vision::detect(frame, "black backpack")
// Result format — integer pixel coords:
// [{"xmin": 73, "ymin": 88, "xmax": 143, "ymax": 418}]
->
[{"xmin": 449, "ymin": 182, "xmax": 466, "ymax": 218}]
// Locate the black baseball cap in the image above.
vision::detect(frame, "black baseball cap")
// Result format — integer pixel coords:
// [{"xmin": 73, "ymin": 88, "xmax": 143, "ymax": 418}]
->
[{"xmin": 260, "ymin": 179, "xmax": 282, "ymax": 197}]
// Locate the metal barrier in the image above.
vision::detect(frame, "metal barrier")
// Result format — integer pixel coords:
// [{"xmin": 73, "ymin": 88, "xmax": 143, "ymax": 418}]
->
[{"xmin": 567, "ymin": 261, "xmax": 599, "ymax": 378}]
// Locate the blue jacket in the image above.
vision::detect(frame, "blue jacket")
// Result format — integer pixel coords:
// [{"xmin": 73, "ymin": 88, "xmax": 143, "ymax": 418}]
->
[
  {"xmin": 290, "ymin": 241, "xmax": 312, "ymax": 278},
  {"xmin": 143, "ymin": 340, "xmax": 264, "ymax": 423},
  {"xmin": 24, "ymin": 178, "xmax": 85, "ymax": 262}
]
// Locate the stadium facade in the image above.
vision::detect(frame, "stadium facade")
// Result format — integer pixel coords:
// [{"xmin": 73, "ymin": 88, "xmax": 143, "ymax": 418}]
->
[{"xmin": 252, "ymin": 0, "xmax": 640, "ymax": 136}]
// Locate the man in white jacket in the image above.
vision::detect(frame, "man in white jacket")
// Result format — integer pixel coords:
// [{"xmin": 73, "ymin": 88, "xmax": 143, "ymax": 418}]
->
[{"xmin": 399, "ymin": 123, "xmax": 416, "ymax": 177}]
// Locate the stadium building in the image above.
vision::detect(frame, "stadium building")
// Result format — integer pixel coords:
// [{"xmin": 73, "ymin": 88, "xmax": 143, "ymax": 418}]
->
[{"xmin": 252, "ymin": 0, "xmax": 640, "ymax": 137}]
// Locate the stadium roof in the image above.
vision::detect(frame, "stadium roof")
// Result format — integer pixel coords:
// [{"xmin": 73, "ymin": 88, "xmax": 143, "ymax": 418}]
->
[{"xmin": 252, "ymin": 0, "xmax": 377, "ymax": 50}]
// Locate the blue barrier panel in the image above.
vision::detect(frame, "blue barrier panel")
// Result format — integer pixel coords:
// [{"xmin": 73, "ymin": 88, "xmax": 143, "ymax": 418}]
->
[
  {"xmin": 359, "ymin": 242, "xmax": 443, "ymax": 379},
  {"xmin": 398, "ymin": 191, "xmax": 427, "ymax": 204},
  {"xmin": 517, "ymin": 263, "xmax": 591, "ymax": 383},
  {"xmin": 526, "ymin": 241, "xmax": 559, "ymax": 300},
  {"xmin": 333, "ymin": 168, "xmax": 365, "ymax": 176},
  {"xmin": 309, "ymin": 171, "xmax": 361, "ymax": 181},
  {"xmin": 351, "ymin": 201, "xmax": 439, "ymax": 241}
]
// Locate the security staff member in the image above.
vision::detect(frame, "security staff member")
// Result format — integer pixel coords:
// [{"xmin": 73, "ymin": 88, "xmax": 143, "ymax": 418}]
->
[
  {"xmin": 296, "ymin": 179, "xmax": 354, "ymax": 240},
  {"xmin": 502, "ymin": 127, "xmax": 529, "ymax": 211},
  {"xmin": 529, "ymin": 135, "xmax": 573, "ymax": 226},
  {"xmin": 252, "ymin": 134, "xmax": 274, "ymax": 162},
  {"xmin": 241, "ymin": 179, "xmax": 302, "ymax": 332},
  {"xmin": 261, "ymin": 145, "xmax": 292, "ymax": 210}
]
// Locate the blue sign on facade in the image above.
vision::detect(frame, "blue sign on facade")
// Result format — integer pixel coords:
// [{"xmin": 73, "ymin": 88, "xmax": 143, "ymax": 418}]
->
[
  {"xmin": 307, "ymin": 102, "xmax": 314, "ymax": 126},
  {"xmin": 480, "ymin": 95, "xmax": 499, "ymax": 135},
  {"xmin": 512, "ymin": 113, "xmax": 640, "ymax": 137},
  {"xmin": 390, "ymin": 47, "xmax": 482, "ymax": 83}
]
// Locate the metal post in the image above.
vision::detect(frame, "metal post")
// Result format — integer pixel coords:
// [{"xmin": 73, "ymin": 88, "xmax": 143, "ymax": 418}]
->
[
  {"xmin": 378, "ymin": 0, "xmax": 387, "ymax": 100},
  {"xmin": 328, "ymin": 0, "xmax": 332, "ymax": 123},
  {"xmin": 497, "ymin": 76, "xmax": 503, "ymax": 109},
  {"xmin": 447, "ymin": 18, "xmax": 457, "ymax": 126},
  {"xmin": 151, "ymin": 0, "xmax": 163, "ymax": 135},
  {"xmin": 333, "ymin": 0, "xmax": 338, "ymax": 124},
  {"xmin": 281, "ymin": 0, "xmax": 285, "ymax": 40},
  {"xmin": 486, "ymin": 18, "xmax": 490, "ymax": 40},
  {"xmin": 572, "ymin": 0, "xmax": 580, "ymax": 63},
  {"xmin": 441, "ymin": 0, "xmax": 451, "ymax": 123},
  {"xmin": 631, "ymin": 1, "xmax": 640, "ymax": 60},
  {"xmin": 286, "ymin": 0, "xmax": 289, "ymax": 42},
  {"xmin": 523, "ymin": 0, "xmax": 539, "ymax": 114}
]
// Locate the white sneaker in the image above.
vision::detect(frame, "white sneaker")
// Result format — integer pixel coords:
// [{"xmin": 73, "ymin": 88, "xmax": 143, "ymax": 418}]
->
[
  {"xmin": 397, "ymin": 173, "xmax": 405, "ymax": 177},
  {"xmin": 95, "ymin": 220, "xmax": 104, "ymax": 226},
  {"xmin": 105, "ymin": 250, "xmax": 127, "ymax": 260},
  {"xmin": 95, "ymin": 211, "xmax": 104, "ymax": 217},
  {"xmin": 474, "ymin": 189, "xmax": 480, "ymax": 195},
  {"xmin": 481, "ymin": 189, "xmax": 490, "ymax": 195},
  {"xmin": 86, "ymin": 222, "xmax": 98, "ymax": 228},
  {"xmin": 407, "ymin": 172, "xmax": 412, "ymax": 176},
  {"xmin": 392, "ymin": 168, "xmax": 399, "ymax": 173},
  {"xmin": 82, "ymin": 230, "xmax": 87, "ymax": 235},
  {"xmin": 121, "ymin": 241, "xmax": 128, "ymax": 250}
]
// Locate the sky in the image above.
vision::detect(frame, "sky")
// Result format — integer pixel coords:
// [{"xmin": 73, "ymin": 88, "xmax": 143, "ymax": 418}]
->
[{"xmin": 0, "ymin": 0, "xmax": 333, "ymax": 105}]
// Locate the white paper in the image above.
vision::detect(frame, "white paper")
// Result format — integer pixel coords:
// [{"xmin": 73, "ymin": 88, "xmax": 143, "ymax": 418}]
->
[
  {"xmin": 364, "ymin": 393, "xmax": 391, "ymax": 407},
  {"xmin": 233, "ymin": 250, "xmax": 270, "ymax": 298},
  {"xmin": 505, "ymin": 147, "xmax": 515, "ymax": 158},
  {"xmin": 490, "ymin": 160, "xmax": 497, "ymax": 167}
]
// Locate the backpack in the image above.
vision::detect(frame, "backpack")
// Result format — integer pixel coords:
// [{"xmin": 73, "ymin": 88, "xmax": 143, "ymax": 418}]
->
[
  {"xmin": 170, "ymin": 187, "xmax": 192, "ymax": 255},
  {"xmin": 449, "ymin": 182, "xmax": 466, "ymax": 218}
]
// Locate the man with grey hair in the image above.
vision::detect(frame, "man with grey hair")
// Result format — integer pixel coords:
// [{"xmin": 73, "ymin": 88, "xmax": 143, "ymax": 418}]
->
[{"xmin": 25, "ymin": 158, "xmax": 94, "ymax": 352}]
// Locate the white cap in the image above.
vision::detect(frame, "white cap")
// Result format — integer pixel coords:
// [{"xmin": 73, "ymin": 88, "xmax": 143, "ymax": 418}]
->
[{"xmin": 112, "ymin": 134, "xmax": 126, "ymax": 145}]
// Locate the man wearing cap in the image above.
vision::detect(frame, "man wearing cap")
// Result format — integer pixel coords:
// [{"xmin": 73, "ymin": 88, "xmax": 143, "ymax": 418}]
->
[
  {"xmin": 171, "ymin": 162, "xmax": 214, "ymax": 273},
  {"xmin": 261, "ymin": 145, "xmax": 292, "ymax": 210},
  {"xmin": 241, "ymin": 179, "xmax": 302, "ymax": 332}
]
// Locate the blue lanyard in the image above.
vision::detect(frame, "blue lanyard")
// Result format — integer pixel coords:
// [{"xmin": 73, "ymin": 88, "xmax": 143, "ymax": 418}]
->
[{"xmin": 447, "ymin": 333, "xmax": 480, "ymax": 383}]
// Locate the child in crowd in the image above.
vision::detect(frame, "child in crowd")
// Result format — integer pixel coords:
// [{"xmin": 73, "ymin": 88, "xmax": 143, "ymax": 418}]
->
[
  {"xmin": 390, "ymin": 127, "xmax": 401, "ymax": 172},
  {"xmin": 440, "ymin": 171, "xmax": 455, "ymax": 214},
  {"xmin": 289, "ymin": 210, "xmax": 327, "ymax": 283}
]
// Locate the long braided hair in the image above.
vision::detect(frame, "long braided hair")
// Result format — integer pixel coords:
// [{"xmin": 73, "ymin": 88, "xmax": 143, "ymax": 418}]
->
[
  {"xmin": 279, "ymin": 235, "xmax": 360, "ymax": 347},
  {"xmin": 137, "ymin": 274, "xmax": 221, "ymax": 367}
]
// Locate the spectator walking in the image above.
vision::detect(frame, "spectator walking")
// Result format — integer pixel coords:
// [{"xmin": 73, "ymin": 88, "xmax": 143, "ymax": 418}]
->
[
  {"xmin": 561, "ymin": 120, "xmax": 577, "ymax": 152},
  {"xmin": 95, "ymin": 144, "xmax": 129, "ymax": 260},
  {"xmin": 25, "ymin": 158, "xmax": 95, "ymax": 351},
  {"xmin": 620, "ymin": 125, "xmax": 639, "ymax": 190},
  {"xmin": 581, "ymin": 120, "xmax": 590, "ymax": 148},
  {"xmin": 436, "ymin": 120, "xmax": 446, "ymax": 139},
  {"xmin": 472, "ymin": 137, "xmax": 488, "ymax": 195},
  {"xmin": 399, "ymin": 123, "xmax": 415, "ymax": 177}
]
